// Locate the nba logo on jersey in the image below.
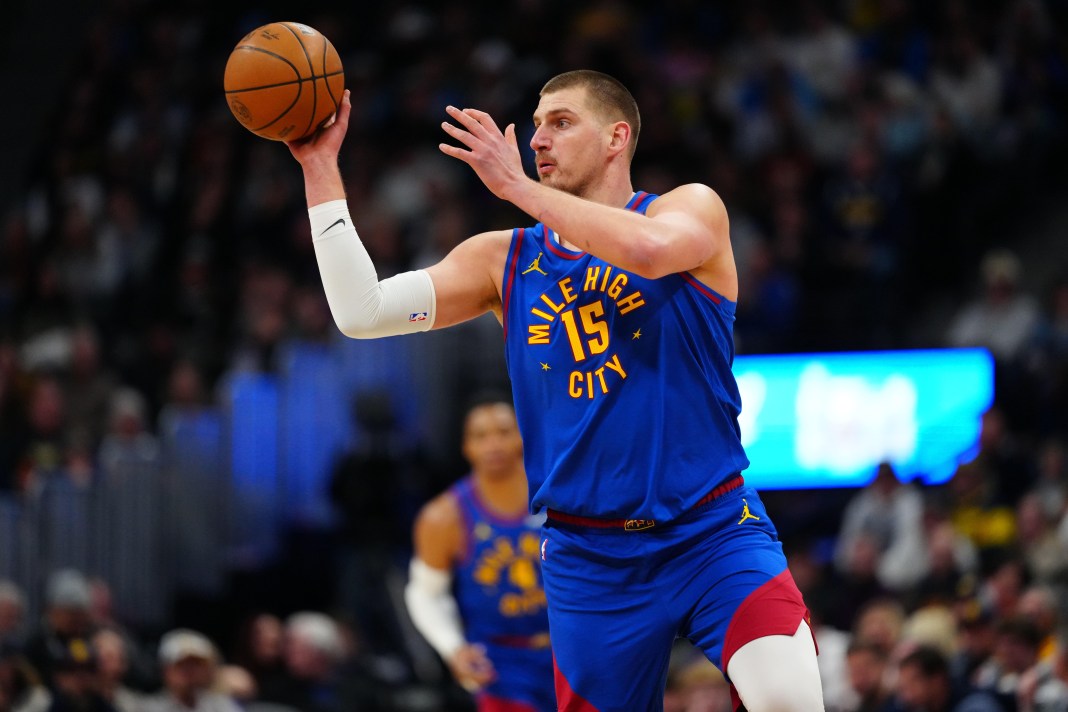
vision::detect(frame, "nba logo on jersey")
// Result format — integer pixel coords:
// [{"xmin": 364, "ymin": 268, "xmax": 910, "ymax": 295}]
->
[{"xmin": 408, "ymin": 311, "xmax": 428, "ymax": 322}]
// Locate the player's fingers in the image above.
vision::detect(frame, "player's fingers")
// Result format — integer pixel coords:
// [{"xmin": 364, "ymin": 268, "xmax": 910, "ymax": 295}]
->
[
  {"xmin": 463, "ymin": 107, "xmax": 501, "ymax": 134},
  {"xmin": 333, "ymin": 89, "xmax": 352, "ymax": 129},
  {"xmin": 438, "ymin": 142, "xmax": 473, "ymax": 163},
  {"xmin": 445, "ymin": 105, "xmax": 490, "ymax": 136},
  {"xmin": 440, "ymin": 120, "xmax": 479, "ymax": 148},
  {"xmin": 505, "ymin": 123, "xmax": 518, "ymax": 151}
]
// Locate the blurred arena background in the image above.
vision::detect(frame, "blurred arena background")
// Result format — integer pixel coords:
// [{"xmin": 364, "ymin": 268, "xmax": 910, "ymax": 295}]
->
[{"xmin": 1, "ymin": 1, "xmax": 1068, "ymax": 710}]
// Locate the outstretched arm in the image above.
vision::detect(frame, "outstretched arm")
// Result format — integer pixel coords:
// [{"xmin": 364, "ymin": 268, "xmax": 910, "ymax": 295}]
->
[
  {"xmin": 439, "ymin": 106, "xmax": 732, "ymax": 284},
  {"xmin": 288, "ymin": 91, "xmax": 506, "ymax": 338},
  {"xmin": 405, "ymin": 494, "xmax": 497, "ymax": 691}
]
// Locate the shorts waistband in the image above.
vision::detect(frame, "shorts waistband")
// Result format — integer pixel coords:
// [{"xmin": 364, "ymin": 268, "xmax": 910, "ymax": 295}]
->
[
  {"xmin": 545, "ymin": 474, "xmax": 744, "ymax": 532},
  {"xmin": 487, "ymin": 632, "xmax": 551, "ymax": 649}
]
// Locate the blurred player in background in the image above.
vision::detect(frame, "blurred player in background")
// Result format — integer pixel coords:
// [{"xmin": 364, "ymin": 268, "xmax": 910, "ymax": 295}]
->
[
  {"xmin": 289, "ymin": 69, "xmax": 822, "ymax": 711},
  {"xmin": 405, "ymin": 398, "xmax": 553, "ymax": 712}
]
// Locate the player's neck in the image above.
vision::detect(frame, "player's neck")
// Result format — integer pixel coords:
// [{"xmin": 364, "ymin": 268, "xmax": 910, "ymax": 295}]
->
[
  {"xmin": 557, "ymin": 176, "xmax": 636, "ymax": 252},
  {"xmin": 472, "ymin": 469, "xmax": 529, "ymax": 517}
]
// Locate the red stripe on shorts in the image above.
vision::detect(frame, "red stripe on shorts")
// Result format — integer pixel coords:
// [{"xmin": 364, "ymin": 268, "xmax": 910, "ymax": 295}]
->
[
  {"xmin": 722, "ymin": 569, "xmax": 815, "ymax": 711},
  {"xmin": 477, "ymin": 692, "xmax": 540, "ymax": 712},
  {"xmin": 721, "ymin": 568, "xmax": 815, "ymax": 671},
  {"xmin": 554, "ymin": 653, "xmax": 600, "ymax": 711}
]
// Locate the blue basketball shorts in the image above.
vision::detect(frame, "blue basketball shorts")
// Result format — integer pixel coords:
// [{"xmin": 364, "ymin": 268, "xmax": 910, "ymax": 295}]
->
[
  {"xmin": 478, "ymin": 642, "xmax": 557, "ymax": 712},
  {"xmin": 539, "ymin": 484, "xmax": 810, "ymax": 712}
]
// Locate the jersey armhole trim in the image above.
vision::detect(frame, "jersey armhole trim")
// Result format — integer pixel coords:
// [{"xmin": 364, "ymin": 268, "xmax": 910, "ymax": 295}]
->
[
  {"xmin": 501, "ymin": 228, "xmax": 525, "ymax": 338},
  {"xmin": 680, "ymin": 271, "xmax": 725, "ymax": 304}
]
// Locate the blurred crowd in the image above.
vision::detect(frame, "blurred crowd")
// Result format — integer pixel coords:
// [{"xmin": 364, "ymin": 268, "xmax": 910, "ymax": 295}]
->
[
  {"xmin": 2, "ymin": 0, "xmax": 1068, "ymax": 710},
  {"xmin": 0, "ymin": 568, "xmax": 426, "ymax": 711}
]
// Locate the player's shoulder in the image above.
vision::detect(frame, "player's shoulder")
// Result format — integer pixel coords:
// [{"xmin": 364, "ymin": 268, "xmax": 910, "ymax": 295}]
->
[
  {"xmin": 415, "ymin": 487, "xmax": 464, "ymax": 533},
  {"xmin": 449, "ymin": 228, "xmax": 515, "ymax": 264},
  {"xmin": 412, "ymin": 487, "xmax": 466, "ymax": 565},
  {"xmin": 461, "ymin": 228, "xmax": 515, "ymax": 248},
  {"xmin": 650, "ymin": 183, "xmax": 727, "ymax": 214}
]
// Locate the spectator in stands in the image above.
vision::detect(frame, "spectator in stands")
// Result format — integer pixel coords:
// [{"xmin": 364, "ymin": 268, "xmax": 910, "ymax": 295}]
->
[
  {"xmin": 0, "ymin": 642, "xmax": 50, "ymax": 712},
  {"xmin": 829, "ymin": 535, "xmax": 894, "ymax": 632},
  {"xmin": 13, "ymin": 376, "xmax": 68, "ymax": 496},
  {"xmin": 834, "ymin": 462, "xmax": 928, "ymax": 592},
  {"xmin": 230, "ymin": 614, "xmax": 285, "ymax": 697},
  {"xmin": 845, "ymin": 641, "xmax": 890, "ymax": 712},
  {"xmin": 1030, "ymin": 440, "xmax": 1067, "ymax": 523},
  {"xmin": 980, "ymin": 557, "xmax": 1028, "ymax": 623},
  {"xmin": 46, "ymin": 636, "xmax": 114, "ymax": 712},
  {"xmin": 909, "ymin": 516, "xmax": 978, "ymax": 611},
  {"xmin": 144, "ymin": 629, "xmax": 239, "ymax": 712},
  {"xmin": 950, "ymin": 595, "xmax": 999, "ymax": 689},
  {"xmin": 973, "ymin": 617, "xmax": 1043, "ymax": 707},
  {"xmin": 943, "ymin": 406, "xmax": 1036, "ymax": 560},
  {"xmin": 61, "ymin": 323, "xmax": 116, "ymax": 450},
  {"xmin": 1016, "ymin": 586, "xmax": 1060, "ymax": 663},
  {"xmin": 22, "ymin": 570, "xmax": 95, "ymax": 690},
  {"xmin": 85, "ymin": 578, "xmax": 155, "ymax": 692},
  {"xmin": 884, "ymin": 645, "xmax": 1002, "ymax": 712},
  {"xmin": 258, "ymin": 613, "xmax": 345, "ymax": 712},
  {"xmin": 0, "ymin": 582, "xmax": 26, "ymax": 649},
  {"xmin": 1015, "ymin": 493, "xmax": 1068, "ymax": 583},
  {"xmin": 0, "ymin": 341, "xmax": 29, "ymax": 492},
  {"xmin": 91, "ymin": 628, "xmax": 143, "ymax": 712},
  {"xmin": 1016, "ymin": 631, "xmax": 1068, "ymax": 712},
  {"xmin": 899, "ymin": 606, "xmax": 959, "ymax": 661},
  {"xmin": 948, "ymin": 249, "xmax": 1040, "ymax": 363},
  {"xmin": 852, "ymin": 598, "xmax": 907, "ymax": 657},
  {"xmin": 670, "ymin": 656, "xmax": 732, "ymax": 712},
  {"xmin": 97, "ymin": 388, "xmax": 158, "ymax": 476}
]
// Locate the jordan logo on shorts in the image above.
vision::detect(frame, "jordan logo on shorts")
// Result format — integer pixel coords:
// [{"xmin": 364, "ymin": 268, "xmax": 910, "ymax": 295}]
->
[
  {"xmin": 738, "ymin": 499, "xmax": 761, "ymax": 525},
  {"xmin": 522, "ymin": 252, "xmax": 548, "ymax": 276}
]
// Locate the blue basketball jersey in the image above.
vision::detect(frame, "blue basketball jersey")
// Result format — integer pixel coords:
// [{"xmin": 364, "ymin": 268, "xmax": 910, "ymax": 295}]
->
[
  {"xmin": 501, "ymin": 191, "xmax": 750, "ymax": 520},
  {"xmin": 451, "ymin": 477, "xmax": 550, "ymax": 644}
]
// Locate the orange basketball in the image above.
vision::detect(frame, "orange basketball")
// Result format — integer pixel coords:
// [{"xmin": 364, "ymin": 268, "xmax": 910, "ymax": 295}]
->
[{"xmin": 224, "ymin": 22, "xmax": 344, "ymax": 142}]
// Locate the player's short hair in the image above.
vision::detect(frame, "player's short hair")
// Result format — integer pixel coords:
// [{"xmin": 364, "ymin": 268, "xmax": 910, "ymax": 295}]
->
[
  {"xmin": 462, "ymin": 391, "xmax": 515, "ymax": 419},
  {"xmin": 540, "ymin": 70, "xmax": 641, "ymax": 158}
]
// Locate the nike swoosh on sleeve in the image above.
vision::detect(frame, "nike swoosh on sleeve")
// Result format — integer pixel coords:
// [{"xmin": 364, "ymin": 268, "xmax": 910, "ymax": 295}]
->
[{"xmin": 319, "ymin": 218, "xmax": 346, "ymax": 236}]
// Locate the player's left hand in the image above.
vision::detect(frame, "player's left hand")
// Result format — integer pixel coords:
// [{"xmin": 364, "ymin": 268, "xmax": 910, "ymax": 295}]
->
[
  {"xmin": 439, "ymin": 106, "xmax": 526, "ymax": 203},
  {"xmin": 447, "ymin": 643, "xmax": 497, "ymax": 692}
]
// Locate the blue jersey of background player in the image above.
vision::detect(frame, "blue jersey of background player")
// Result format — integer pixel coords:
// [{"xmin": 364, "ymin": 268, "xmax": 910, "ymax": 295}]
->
[
  {"xmin": 405, "ymin": 400, "xmax": 554, "ymax": 712},
  {"xmin": 293, "ymin": 70, "xmax": 824, "ymax": 711}
]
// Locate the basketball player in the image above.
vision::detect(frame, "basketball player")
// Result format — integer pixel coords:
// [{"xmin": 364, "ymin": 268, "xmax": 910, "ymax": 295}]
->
[
  {"xmin": 288, "ymin": 70, "xmax": 823, "ymax": 711},
  {"xmin": 404, "ymin": 399, "xmax": 553, "ymax": 712}
]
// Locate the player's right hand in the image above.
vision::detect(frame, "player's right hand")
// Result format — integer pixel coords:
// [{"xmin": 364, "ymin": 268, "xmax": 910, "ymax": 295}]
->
[
  {"xmin": 286, "ymin": 89, "xmax": 351, "ymax": 165},
  {"xmin": 448, "ymin": 643, "xmax": 497, "ymax": 692}
]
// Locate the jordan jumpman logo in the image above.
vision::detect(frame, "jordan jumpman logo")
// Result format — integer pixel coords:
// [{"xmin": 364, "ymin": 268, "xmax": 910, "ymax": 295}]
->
[
  {"xmin": 522, "ymin": 251, "xmax": 548, "ymax": 276},
  {"xmin": 738, "ymin": 499, "xmax": 761, "ymax": 525}
]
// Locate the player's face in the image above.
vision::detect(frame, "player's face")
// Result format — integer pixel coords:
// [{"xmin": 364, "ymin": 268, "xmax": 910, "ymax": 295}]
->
[
  {"xmin": 530, "ymin": 87, "xmax": 610, "ymax": 197},
  {"xmin": 462, "ymin": 403, "xmax": 523, "ymax": 479}
]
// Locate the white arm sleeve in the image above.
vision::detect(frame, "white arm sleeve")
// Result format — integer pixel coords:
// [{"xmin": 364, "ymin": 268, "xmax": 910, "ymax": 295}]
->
[
  {"xmin": 309, "ymin": 200, "xmax": 436, "ymax": 338},
  {"xmin": 404, "ymin": 558, "xmax": 465, "ymax": 661}
]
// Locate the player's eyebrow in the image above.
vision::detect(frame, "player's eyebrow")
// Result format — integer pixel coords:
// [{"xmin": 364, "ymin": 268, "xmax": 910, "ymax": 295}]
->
[{"xmin": 532, "ymin": 107, "xmax": 577, "ymax": 125}]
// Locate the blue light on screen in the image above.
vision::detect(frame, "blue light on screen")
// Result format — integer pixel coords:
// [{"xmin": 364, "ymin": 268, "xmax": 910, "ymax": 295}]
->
[{"xmin": 733, "ymin": 348, "xmax": 994, "ymax": 489}]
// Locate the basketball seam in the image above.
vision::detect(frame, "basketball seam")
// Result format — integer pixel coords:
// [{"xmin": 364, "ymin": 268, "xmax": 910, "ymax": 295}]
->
[
  {"xmin": 227, "ymin": 45, "xmax": 301, "ymax": 85},
  {"xmin": 226, "ymin": 42, "xmax": 304, "ymax": 132},
  {"xmin": 320, "ymin": 39, "xmax": 340, "ymax": 130},
  {"xmin": 280, "ymin": 22, "xmax": 317, "ymax": 140},
  {"xmin": 225, "ymin": 70, "xmax": 343, "ymax": 94}
]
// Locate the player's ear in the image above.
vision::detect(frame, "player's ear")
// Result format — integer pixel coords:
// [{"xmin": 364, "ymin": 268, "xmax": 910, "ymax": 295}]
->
[{"xmin": 607, "ymin": 121, "xmax": 631, "ymax": 157}]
